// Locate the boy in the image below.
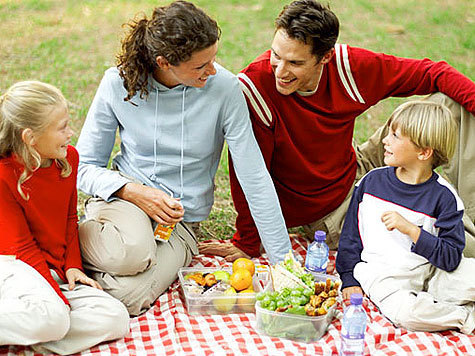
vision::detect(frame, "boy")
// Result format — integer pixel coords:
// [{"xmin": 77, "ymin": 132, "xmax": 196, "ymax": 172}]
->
[{"xmin": 336, "ymin": 100, "xmax": 475, "ymax": 333}]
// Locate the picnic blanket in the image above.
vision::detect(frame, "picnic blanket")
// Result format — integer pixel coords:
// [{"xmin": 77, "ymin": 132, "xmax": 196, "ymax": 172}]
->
[{"xmin": 2, "ymin": 235, "xmax": 474, "ymax": 356}]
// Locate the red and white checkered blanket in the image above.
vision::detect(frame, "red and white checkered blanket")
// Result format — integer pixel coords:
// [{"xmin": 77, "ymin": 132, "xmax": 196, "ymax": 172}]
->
[{"xmin": 2, "ymin": 235, "xmax": 474, "ymax": 355}]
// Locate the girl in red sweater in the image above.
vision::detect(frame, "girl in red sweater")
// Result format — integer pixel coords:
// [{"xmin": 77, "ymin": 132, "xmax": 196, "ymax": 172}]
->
[{"xmin": 0, "ymin": 81, "xmax": 129, "ymax": 355}]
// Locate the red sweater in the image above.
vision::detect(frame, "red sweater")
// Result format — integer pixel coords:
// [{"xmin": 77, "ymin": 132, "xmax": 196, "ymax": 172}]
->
[
  {"xmin": 231, "ymin": 45, "xmax": 475, "ymax": 257},
  {"xmin": 0, "ymin": 146, "xmax": 82, "ymax": 304}
]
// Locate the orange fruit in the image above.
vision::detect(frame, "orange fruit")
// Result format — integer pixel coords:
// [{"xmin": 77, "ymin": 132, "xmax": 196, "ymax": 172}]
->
[
  {"xmin": 229, "ymin": 268, "xmax": 253, "ymax": 291},
  {"xmin": 237, "ymin": 288, "xmax": 256, "ymax": 312},
  {"xmin": 232, "ymin": 258, "xmax": 255, "ymax": 276}
]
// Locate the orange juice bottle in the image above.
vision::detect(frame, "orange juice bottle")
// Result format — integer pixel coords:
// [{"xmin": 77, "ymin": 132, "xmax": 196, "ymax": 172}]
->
[{"xmin": 153, "ymin": 184, "xmax": 179, "ymax": 242}]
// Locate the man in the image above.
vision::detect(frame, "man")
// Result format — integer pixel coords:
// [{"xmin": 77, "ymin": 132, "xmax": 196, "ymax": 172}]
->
[{"xmin": 199, "ymin": 0, "xmax": 475, "ymax": 261}]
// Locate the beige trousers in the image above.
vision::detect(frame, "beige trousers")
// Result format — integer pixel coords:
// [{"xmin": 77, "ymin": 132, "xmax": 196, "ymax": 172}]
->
[
  {"xmin": 303, "ymin": 93, "xmax": 475, "ymax": 257},
  {"xmin": 78, "ymin": 197, "xmax": 198, "ymax": 316},
  {"xmin": 354, "ymin": 257, "xmax": 475, "ymax": 334},
  {"xmin": 0, "ymin": 256, "xmax": 129, "ymax": 355}
]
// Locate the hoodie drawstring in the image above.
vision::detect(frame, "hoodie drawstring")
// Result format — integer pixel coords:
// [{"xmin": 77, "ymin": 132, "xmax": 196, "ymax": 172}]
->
[
  {"xmin": 179, "ymin": 88, "xmax": 186, "ymax": 199},
  {"xmin": 151, "ymin": 86, "xmax": 185, "ymax": 200}
]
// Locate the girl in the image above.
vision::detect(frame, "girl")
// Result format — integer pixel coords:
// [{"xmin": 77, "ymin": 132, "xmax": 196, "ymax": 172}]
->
[{"xmin": 0, "ymin": 81, "xmax": 129, "ymax": 355}]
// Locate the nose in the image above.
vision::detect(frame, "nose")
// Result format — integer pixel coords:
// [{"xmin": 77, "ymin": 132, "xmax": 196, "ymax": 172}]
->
[
  {"xmin": 67, "ymin": 126, "xmax": 74, "ymax": 138},
  {"xmin": 382, "ymin": 133, "xmax": 389, "ymax": 145},
  {"xmin": 205, "ymin": 62, "xmax": 216, "ymax": 76},
  {"xmin": 273, "ymin": 60, "xmax": 289, "ymax": 78}
]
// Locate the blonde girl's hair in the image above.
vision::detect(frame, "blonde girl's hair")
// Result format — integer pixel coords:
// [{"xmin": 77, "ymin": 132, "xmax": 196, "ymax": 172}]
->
[
  {"xmin": 0, "ymin": 81, "xmax": 72, "ymax": 200},
  {"xmin": 387, "ymin": 100, "xmax": 457, "ymax": 169}
]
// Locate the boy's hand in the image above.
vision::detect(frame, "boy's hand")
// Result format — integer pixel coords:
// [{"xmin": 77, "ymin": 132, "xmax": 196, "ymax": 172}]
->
[
  {"xmin": 342, "ymin": 286, "xmax": 363, "ymax": 300},
  {"xmin": 65, "ymin": 268, "xmax": 103, "ymax": 291},
  {"xmin": 381, "ymin": 211, "xmax": 420, "ymax": 243}
]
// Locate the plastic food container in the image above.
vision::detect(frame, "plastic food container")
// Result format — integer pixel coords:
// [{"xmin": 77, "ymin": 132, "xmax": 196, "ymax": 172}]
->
[
  {"xmin": 178, "ymin": 266, "xmax": 270, "ymax": 315},
  {"xmin": 255, "ymin": 273, "xmax": 341, "ymax": 342}
]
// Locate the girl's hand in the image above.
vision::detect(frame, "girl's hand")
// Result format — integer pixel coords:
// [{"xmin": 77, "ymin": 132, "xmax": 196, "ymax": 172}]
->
[
  {"xmin": 381, "ymin": 211, "xmax": 421, "ymax": 243},
  {"xmin": 65, "ymin": 268, "xmax": 103, "ymax": 290},
  {"xmin": 115, "ymin": 183, "xmax": 184, "ymax": 225},
  {"xmin": 342, "ymin": 286, "xmax": 363, "ymax": 301}
]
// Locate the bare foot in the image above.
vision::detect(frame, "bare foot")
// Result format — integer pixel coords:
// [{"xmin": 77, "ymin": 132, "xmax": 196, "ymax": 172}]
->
[{"xmin": 198, "ymin": 240, "xmax": 251, "ymax": 262}]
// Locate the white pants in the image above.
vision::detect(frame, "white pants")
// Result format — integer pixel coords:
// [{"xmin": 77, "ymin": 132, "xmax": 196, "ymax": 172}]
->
[
  {"xmin": 0, "ymin": 256, "xmax": 129, "ymax": 355},
  {"xmin": 355, "ymin": 257, "xmax": 475, "ymax": 334}
]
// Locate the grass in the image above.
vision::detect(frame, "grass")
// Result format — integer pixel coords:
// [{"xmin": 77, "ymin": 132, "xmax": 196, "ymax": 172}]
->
[{"xmin": 1, "ymin": 0, "xmax": 473, "ymax": 240}]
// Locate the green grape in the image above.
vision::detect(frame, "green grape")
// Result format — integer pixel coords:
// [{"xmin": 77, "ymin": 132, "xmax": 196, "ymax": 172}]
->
[
  {"xmin": 303, "ymin": 288, "xmax": 314, "ymax": 298},
  {"xmin": 276, "ymin": 299, "xmax": 287, "ymax": 308},
  {"xmin": 290, "ymin": 289, "xmax": 302, "ymax": 297},
  {"xmin": 256, "ymin": 292, "xmax": 266, "ymax": 301},
  {"xmin": 290, "ymin": 296, "xmax": 301, "ymax": 306},
  {"xmin": 268, "ymin": 301, "xmax": 277, "ymax": 311}
]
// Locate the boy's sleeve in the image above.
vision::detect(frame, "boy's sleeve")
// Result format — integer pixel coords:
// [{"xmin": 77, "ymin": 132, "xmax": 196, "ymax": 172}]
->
[
  {"xmin": 412, "ymin": 196, "xmax": 464, "ymax": 272},
  {"xmin": 336, "ymin": 181, "xmax": 365, "ymax": 289}
]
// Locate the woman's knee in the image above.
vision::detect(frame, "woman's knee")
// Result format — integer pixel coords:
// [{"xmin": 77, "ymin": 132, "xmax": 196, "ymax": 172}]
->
[{"xmin": 79, "ymin": 219, "xmax": 157, "ymax": 275}]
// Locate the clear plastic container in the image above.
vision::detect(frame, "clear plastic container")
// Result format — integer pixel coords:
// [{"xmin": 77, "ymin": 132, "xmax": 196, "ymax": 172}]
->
[
  {"xmin": 178, "ymin": 266, "xmax": 270, "ymax": 315},
  {"xmin": 255, "ymin": 274, "xmax": 341, "ymax": 342}
]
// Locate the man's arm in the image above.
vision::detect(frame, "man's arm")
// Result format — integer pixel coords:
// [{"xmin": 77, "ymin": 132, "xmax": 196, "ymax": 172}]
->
[{"xmin": 347, "ymin": 46, "xmax": 475, "ymax": 114}]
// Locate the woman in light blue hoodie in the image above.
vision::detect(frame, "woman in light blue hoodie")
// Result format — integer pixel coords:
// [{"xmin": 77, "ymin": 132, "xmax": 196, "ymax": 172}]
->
[{"xmin": 76, "ymin": 0, "xmax": 291, "ymax": 315}]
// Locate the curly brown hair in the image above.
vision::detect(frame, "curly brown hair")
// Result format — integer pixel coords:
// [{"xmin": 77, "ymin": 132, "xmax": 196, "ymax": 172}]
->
[
  {"xmin": 117, "ymin": 0, "xmax": 221, "ymax": 102},
  {"xmin": 275, "ymin": 0, "xmax": 339, "ymax": 61}
]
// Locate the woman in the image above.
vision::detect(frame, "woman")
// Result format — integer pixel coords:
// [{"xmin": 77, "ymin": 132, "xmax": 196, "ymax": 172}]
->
[{"xmin": 76, "ymin": 0, "xmax": 290, "ymax": 315}]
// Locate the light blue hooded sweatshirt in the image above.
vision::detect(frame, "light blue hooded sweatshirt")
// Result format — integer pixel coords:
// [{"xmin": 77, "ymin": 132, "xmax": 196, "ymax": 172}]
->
[{"xmin": 76, "ymin": 64, "xmax": 291, "ymax": 263}]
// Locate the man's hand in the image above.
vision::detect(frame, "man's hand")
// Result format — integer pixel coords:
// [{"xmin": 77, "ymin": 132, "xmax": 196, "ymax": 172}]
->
[
  {"xmin": 342, "ymin": 286, "xmax": 363, "ymax": 301},
  {"xmin": 116, "ymin": 182, "xmax": 184, "ymax": 225},
  {"xmin": 65, "ymin": 268, "xmax": 103, "ymax": 290},
  {"xmin": 198, "ymin": 241, "xmax": 251, "ymax": 262},
  {"xmin": 381, "ymin": 211, "xmax": 420, "ymax": 243}
]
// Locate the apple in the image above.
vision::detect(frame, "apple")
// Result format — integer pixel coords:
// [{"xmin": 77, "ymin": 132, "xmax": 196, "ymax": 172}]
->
[
  {"xmin": 213, "ymin": 287, "xmax": 237, "ymax": 312},
  {"xmin": 213, "ymin": 270, "xmax": 231, "ymax": 283}
]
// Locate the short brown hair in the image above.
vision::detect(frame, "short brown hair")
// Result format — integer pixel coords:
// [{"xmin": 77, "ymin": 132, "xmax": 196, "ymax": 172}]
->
[{"xmin": 275, "ymin": 0, "xmax": 339, "ymax": 61}]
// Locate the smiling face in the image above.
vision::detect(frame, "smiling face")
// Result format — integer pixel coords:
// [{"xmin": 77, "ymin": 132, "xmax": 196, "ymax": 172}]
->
[
  {"xmin": 31, "ymin": 104, "xmax": 73, "ymax": 163},
  {"xmin": 270, "ymin": 29, "xmax": 332, "ymax": 95},
  {"xmin": 155, "ymin": 42, "xmax": 218, "ymax": 88},
  {"xmin": 382, "ymin": 126, "xmax": 423, "ymax": 169}
]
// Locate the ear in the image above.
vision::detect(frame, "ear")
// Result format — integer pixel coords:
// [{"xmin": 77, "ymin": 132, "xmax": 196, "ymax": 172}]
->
[
  {"xmin": 418, "ymin": 147, "xmax": 433, "ymax": 162},
  {"xmin": 320, "ymin": 48, "xmax": 335, "ymax": 64},
  {"xmin": 21, "ymin": 128, "xmax": 36, "ymax": 146},
  {"xmin": 156, "ymin": 56, "xmax": 171, "ymax": 70}
]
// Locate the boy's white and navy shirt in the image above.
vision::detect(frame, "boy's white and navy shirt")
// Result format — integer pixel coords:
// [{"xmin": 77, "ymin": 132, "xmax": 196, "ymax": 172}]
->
[{"xmin": 336, "ymin": 166, "xmax": 465, "ymax": 289}]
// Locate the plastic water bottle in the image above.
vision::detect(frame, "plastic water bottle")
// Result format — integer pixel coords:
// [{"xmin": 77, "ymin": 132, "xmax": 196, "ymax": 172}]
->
[
  {"xmin": 305, "ymin": 230, "xmax": 329, "ymax": 273},
  {"xmin": 340, "ymin": 293, "xmax": 367, "ymax": 356}
]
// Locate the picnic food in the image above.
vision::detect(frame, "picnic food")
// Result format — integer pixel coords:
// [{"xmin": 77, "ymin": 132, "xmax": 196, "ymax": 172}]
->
[
  {"xmin": 213, "ymin": 270, "xmax": 231, "ymax": 282},
  {"xmin": 233, "ymin": 258, "xmax": 255, "ymax": 276},
  {"xmin": 237, "ymin": 289, "xmax": 256, "ymax": 312},
  {"xmin": 230, "ymin": 268, "xmax": 253, "ymax": 291},
  {"xmin": 213, "ymin": 287, "xmax": 237, "ymax": 312},
  {"xmin": 270, "ymin": 251, "xmax": 315, "ymax": 291}
]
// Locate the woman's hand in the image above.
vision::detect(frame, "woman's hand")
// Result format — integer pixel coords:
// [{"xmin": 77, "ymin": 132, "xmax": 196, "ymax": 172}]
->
[
  {"xmin": 65, "ymin": 268, "xmax": 103, "ymax": 290},
  {"xmin": 342, "ymin": 286, "xmax": 363, "ymax": 301},
  {"xmin": 116, "ymin": 182, "xmax": 184, "ymax": 225}
]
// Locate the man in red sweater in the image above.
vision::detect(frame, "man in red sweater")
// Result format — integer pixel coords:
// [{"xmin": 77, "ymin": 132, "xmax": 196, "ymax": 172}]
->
[{"xmin": 199, "ymin": 0, "xmax": 475, "ymax": 261}]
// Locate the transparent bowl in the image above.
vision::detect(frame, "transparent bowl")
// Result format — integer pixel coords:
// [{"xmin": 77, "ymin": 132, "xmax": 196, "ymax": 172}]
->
[{"xmin": 178, "ymin": 266, "xmax": 270, "ymax": 315}]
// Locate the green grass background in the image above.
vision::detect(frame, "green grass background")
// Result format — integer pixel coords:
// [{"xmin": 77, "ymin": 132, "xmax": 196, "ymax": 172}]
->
[{"xmin": 1, "ymin": 0, "xmax": 473, "ymax": 238}]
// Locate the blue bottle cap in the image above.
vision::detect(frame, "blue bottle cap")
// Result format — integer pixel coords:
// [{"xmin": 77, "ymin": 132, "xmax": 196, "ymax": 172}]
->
[
  {"xmin": 350, "ymin": 293, "xmax": 363, "ymax": 305},
  {"xmin": 314, "ymin": 230, "xmax": 326, "ymax": 242}
]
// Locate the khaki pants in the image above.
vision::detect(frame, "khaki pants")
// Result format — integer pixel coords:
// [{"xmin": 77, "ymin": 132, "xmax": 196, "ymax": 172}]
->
[
  {"xmin": 302, "ymin": 93, "xmax": 475, "ymax": 257},
  {"xmin": 78, "ymin": 198, "xmax": 198, "ymax": 316},
  {"xmin": 0, "ymin": 257, "xmax": 129, "ymax": 355},
  {"xmin": 354, "ymin": 257, "xmax": 475, "ymax": 333}
]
